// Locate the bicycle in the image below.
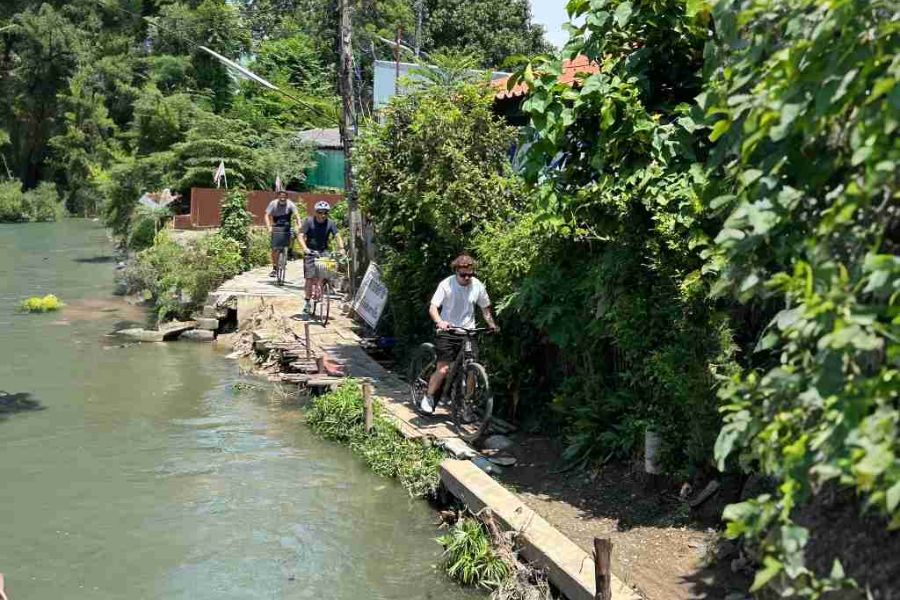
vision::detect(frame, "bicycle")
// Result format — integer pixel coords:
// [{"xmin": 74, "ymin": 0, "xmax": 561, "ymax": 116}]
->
[
  {"xmin": 272, "ymin": 226, "xmax": 292, "ymax": 286},
  {"xmin": 408, "ymin": 327, "xmax": 494, "ymax": 442},
  {"xmin": 306, "ymin": 251, "xmax": 338, "ymax": 326}
]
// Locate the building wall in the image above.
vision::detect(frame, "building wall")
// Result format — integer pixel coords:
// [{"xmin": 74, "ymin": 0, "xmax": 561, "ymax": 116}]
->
[{"xmin": 305, "ymin": 149, "xmax": 346, "ymax": 189}]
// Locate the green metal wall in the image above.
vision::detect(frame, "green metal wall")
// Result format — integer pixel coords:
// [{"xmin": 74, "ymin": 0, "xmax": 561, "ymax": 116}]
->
[{"xmin": 305, "ymin": 150, "xmax": 345, "ymax": 190}]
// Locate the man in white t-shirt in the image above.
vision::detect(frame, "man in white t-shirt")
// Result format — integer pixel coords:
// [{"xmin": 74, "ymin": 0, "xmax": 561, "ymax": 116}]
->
[{"xmin": 420, "ymin": 254, "xmax": 499, "ymax": 414}]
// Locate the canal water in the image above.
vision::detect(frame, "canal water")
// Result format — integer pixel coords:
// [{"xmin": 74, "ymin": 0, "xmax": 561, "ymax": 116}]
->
[{"xmin": 0, "ymin": 220, "xmax": 479, "ymax": 599}]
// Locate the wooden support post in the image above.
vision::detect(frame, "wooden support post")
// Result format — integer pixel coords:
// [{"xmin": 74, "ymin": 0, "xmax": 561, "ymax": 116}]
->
[
  {"xmin": 594, "ymin": 537, "xmax": 612, "ymax": 600},
  {"xmin": 363, "ymin": 382, "xmax": 373, "ymax": 433},
  {"xmin": 304, "ymin": 322, "xmax": 311, "ymax": 360}
]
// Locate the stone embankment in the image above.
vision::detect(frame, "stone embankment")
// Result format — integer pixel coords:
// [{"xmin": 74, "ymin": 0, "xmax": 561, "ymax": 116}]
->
[{"xmin": 204, "ymin": 262, "xmax": 640, "ymax": 600}]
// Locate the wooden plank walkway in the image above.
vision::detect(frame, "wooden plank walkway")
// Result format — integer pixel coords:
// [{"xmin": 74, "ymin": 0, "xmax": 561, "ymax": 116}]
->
[{"xmin": 214, "ymin": 263, "xmax": 462, "ymax": 441}]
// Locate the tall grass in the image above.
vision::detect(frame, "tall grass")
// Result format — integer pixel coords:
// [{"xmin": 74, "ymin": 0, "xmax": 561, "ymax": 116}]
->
[
  {"xmin": 305, "ymin": 381, "xmax": 444, "ymax": 498},
  {"xmin": 437, "ymin": 517, "xmax": 512, "ymax": 589}
]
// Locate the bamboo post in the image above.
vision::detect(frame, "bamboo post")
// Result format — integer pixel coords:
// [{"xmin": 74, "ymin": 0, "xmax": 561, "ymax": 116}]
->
[
  {"xmin": 304, "ymin": 322, "xmax": 311, "ymax": 360},
  {"xmin": 594, "ymin": 538, "xmax": 612, "ymax": 600},
  {"xmin": 363, "ymin": 382, "xmax": 373, "ymax": 433}
]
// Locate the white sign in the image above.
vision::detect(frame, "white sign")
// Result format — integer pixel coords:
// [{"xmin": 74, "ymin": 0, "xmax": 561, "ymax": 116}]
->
[{"xmin": 352, "ymin": 263, "xmax": 388, "ymax": 328}]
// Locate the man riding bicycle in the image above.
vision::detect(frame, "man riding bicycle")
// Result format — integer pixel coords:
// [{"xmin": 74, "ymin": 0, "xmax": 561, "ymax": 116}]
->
[
  {"xmin": 419, "ymin": 254, "xmax": 498, "ymax": 415},
  {"xmin": 264, "ymin": 191, "xmax": 302, "ymax": 278},
  {"xmin": 297, "ymin": 200, "xmax": 344, "ymax": 314}
]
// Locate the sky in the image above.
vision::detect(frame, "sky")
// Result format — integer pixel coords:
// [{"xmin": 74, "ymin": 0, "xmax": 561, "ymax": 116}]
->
[{"xmin": 530, "ymin": 0, "xmax": 570, "ymax": 49}]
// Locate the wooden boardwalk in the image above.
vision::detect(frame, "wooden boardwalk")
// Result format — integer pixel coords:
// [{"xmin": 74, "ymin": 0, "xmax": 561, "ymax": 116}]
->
[{"xmin": 213, "ymin": 263, "xmax": 462, "ymax": 441}]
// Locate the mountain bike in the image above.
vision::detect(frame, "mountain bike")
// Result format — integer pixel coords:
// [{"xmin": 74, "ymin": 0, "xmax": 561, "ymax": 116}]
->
[{"xmin": 408, "ymin": 327, "xmax": 494, "ymax": 442}]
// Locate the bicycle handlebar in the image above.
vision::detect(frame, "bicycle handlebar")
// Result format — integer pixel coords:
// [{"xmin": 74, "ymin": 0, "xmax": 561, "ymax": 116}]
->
[{"xmin": 437, "ymin": 326, "xmax": 495, "ymax": 337}]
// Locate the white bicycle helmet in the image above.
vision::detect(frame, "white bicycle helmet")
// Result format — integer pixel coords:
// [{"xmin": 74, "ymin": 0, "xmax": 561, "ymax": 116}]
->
[{"xmin": 314, "ymin": 201, "xmax": 331, "ymax": 212}]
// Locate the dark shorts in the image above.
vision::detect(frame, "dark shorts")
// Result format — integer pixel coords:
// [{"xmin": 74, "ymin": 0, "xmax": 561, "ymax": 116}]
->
[
  {"xmin": 436, "ymin": 333, "xmax": 476, "ymax": 364},
  {"xmin": 271, "ymin": 226, "xmax": 292, "ymax": 249}
]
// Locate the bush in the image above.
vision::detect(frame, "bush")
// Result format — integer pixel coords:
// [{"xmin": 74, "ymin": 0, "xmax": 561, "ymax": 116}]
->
[
  {"xmin": 305, "ymin": 381, "xmax": 445, "ymax": 498},
  {"xmin": 126, "ymin": 231, "xmax": 243, "ymax": 321},
  {"xmin": 355, "ymin": 82, "xmax": 525, "ymax": 352},
  {"xmin": 0, "ymin": 180, "xmax": 26, "ymax": 222},
  {"xmin": 20, "ymin": 294, "xmax": 64, "ymax": 312},
  {"xmin": 437, "ymin": 518, "xmax": 512, "ymax": 590},
  {"xmin": 220, "ymin": 189, "xmax": 252, "ymax": 262},
  {"xmin": 0, "ymin": 180, "xmax": 63, "ymax": 222},
  {"xmin": 246, "ymin": 226, "xmax": 271, "ymax": 268}
]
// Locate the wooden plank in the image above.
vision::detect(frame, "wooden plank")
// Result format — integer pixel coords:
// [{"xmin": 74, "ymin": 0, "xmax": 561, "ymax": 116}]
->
[{"xmin": 440, "ymin": 460, "xmax": 639, "ymax": 600}]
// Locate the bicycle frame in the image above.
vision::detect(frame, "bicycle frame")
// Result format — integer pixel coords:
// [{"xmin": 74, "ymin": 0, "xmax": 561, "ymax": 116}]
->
[{"xmin": 436, "ymin": 330, "xmax": 482, "ymax": 402}]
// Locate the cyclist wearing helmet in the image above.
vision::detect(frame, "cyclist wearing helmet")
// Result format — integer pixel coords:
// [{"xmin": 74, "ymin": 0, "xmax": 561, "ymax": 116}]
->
[
  {"xmin": 264, "ymin": 190, "xmax": 302, "ymax": 278},
  {"xmin": 298, "ymin": 200, "xmax": 343, "ymax": 313}
]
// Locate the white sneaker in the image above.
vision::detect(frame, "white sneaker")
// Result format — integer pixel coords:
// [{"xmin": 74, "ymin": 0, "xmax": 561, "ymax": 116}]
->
[{"xmin": 419, "ymin": 395, "xmax": 435, "ymax": 414}]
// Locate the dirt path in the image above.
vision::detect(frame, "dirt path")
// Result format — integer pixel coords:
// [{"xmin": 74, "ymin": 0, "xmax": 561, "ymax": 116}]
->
[{"xmin": 499, "ymin": 437, "xmax": 748, "ymax": 599}]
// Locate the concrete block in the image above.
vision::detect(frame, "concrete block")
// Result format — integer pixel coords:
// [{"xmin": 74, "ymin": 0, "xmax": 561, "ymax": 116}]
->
[
  {"xmin": 197, "ymin": 317, "xmax": 219, "ymax": 331},
  {"xmin": 180, "ymin": 329, "xmax": 215, "ymax": 341},
  {"xmin": 440, "ymin": 459, "xmax": 640, "ymax": 600}
]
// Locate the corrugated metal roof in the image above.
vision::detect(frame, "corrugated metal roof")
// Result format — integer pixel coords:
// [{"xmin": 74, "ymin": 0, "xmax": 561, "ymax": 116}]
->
[
  {"xmin": 296, "ymin": 128, "xmax": 343, "ymax": 149},
  {"xmin": 493, "ymin": 55, "xmax": 601, "ymax": 101}
]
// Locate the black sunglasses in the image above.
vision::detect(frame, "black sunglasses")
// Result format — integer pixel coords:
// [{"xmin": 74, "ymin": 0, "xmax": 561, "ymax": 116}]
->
[{"xmin": 457, "ymin": 271, "xmax": 476, "ymax": 279}]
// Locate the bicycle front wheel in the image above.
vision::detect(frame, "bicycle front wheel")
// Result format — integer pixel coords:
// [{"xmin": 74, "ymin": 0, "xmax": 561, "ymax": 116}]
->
[
  {"xmin": 276, "ymin": 250, "xmax": 287, "ymax": 286},
  {"xmin": 316, "ymin": 281, "xmax": 331, "ymax": 326},
  {"xmin": 408, "ymin": 343, "xmax": 436, "ymax": 411},
  {"xmin": 453, "ymin": 362, "xmax": 493, "ymax": 443}
]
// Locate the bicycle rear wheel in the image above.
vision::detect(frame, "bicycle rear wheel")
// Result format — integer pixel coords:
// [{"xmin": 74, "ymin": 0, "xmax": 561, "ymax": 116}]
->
[
  {"xmin": 408, "ymin": 343, "xmax": 437, "ymax": 411},
  {"xmin": 453, "ymin": 362, "xmax": 493, "ymax": 443},
  {"xmin": 316, "ymin": 281, "xmax": 331, "ymax": 326}
]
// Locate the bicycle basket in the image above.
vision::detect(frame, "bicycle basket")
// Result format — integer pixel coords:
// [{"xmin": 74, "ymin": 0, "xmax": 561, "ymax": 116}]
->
[{"xmin": 313, "ymin": 256, "xmax": 339, "ymax": 279}]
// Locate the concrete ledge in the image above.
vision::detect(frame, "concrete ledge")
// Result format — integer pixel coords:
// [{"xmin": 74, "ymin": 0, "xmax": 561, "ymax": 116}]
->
[
  {"xmin": 197, "ymin": 317, "xmax": 220, "ymax": 331},
  {"xmin": 441, "ymin": 460, "xmax": 640, "ymax": 600}
]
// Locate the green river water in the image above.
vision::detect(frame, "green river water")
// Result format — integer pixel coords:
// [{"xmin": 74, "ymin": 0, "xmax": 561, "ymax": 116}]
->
[{"xmin": 0, "ymin": 220, "xmax": 479, "ymax": 599}]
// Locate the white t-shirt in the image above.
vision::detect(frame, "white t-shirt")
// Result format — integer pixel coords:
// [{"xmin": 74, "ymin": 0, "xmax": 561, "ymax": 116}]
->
[{"xmin": 430, "ymin": 275, "xmax": 491, "ymax": 329}]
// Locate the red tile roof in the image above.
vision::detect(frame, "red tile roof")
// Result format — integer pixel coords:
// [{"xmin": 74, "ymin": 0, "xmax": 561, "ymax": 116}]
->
[{"xmin": 493, "ymin": 55, "xmax": 601, "ymax": 101}]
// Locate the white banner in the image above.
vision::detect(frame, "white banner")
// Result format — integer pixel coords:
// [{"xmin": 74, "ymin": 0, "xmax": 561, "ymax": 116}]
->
[{"xmin": 352, "ymin": 263, "xmax": 388, "ymax": 329}]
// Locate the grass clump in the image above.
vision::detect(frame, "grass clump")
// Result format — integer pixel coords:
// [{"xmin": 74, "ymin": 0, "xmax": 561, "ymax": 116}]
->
[
  {"xmin": 20, "ymin": 294, "xmax": 64, "ymax": 312},
  {"xmin": 437, "ymin": 517, "xmax": 512, "ymax": 589},
  {"xmin": 306, "ymin": 381, "xmax": 444, "ymax": 498}
]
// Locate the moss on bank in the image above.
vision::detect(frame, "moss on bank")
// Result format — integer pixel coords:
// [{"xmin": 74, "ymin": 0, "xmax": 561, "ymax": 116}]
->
[{"xmin": 305, "ymin": 381, "xmax": 444, "ymax": 499}]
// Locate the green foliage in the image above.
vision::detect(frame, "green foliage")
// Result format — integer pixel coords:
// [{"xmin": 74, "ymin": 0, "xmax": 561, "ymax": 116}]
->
[
  {"xmin": 305, "ymin": 381, "xmax": 445, "ymax": 498},
  {"xmin": 481, "ymin": 0, "xmax": 732, "ymax": 472},
  {"xmin": 48, "ymin": 66, "xmax": 120, "ymax": 216},
  {"xmin": 356, "ymin": 82, "xmax": 525, "ymax": 347},
  {"xmin": 246, "ymin": 226, "xmax": 271, "ymax": 269},
  {"xmin": 423, "ymin": 0, "xmax": 552, "ymax": 68},
  {"xmin": 147, "ymin": 0, "xmax": 250, "ymax": 111},
  {"xmin": 219, "ymin": 189, "xmax": 252, "ymax": 260},
  {"xmin": 128, "ymin": 204, "xmax": 172, "ymax": 251},
  {"xmin": 19, "ymin": 294, "xmax": 64, "ymax": 313},
  {"xmin": 127, "ymin": 231, "xmax": 243, "ymax": 321},
  {"xmin": 436, "ymin": 518, "xmax": 512, "ymax": 589},
  {"xmin": 0, "ymin": 179, "xmax": 63, "ymax": 222},
  {"xmin": 23, "ymin": 182, "xmax": 64, "ymax": 222},
  {"xmin": 0, "ymin": 180, "xmax": 27, "ymax": 222},
  {"xmin": 704, "ymin": 0, "xmax": 900, "ymax": 595}
]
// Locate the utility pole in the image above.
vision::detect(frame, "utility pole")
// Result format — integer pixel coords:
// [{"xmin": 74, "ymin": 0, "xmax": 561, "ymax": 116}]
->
[
  {"xmin": 414, "ymin": 0, "xmax": 424, "ymax": 57},
  {"xmin": 338, "ymin": 0, "xmax": 359, "ymax": 293}
]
